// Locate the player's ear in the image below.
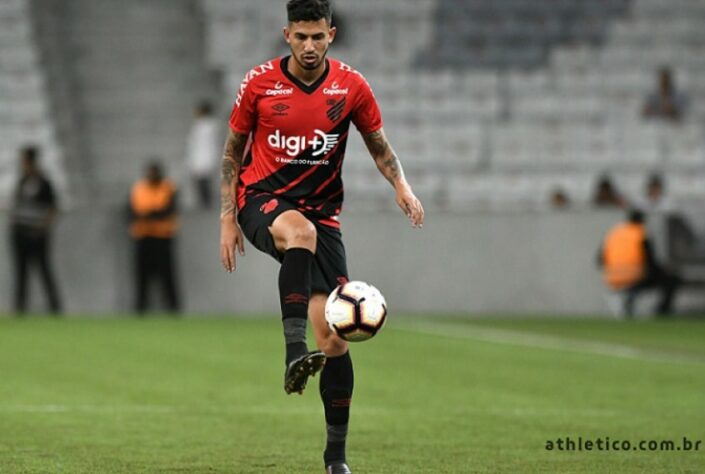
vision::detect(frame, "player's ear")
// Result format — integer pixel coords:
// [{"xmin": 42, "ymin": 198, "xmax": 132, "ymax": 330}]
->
[
  {"xmin": 283, "ymin": 26, "xmax": 291, "ymax": 44},
  {"xmin": 328, "ymin": 26, "xmax": 337, "ymax": 44}
]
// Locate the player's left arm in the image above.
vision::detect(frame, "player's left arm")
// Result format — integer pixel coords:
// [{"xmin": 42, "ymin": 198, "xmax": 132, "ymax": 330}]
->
[{"xmin": 363, "ymin": 128, "xmax": 424, "ymax": 228}]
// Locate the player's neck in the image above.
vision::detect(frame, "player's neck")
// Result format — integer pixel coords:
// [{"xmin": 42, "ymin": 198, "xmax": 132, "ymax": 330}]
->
[{"xmin": 287, "ymin": 57, "xmax": 327, "ymax": 86}]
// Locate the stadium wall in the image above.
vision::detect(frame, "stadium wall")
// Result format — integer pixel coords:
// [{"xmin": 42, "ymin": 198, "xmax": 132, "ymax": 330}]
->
[{"xmin": 0, "ymin": 210, "xmax": 642, "ymax": 316}]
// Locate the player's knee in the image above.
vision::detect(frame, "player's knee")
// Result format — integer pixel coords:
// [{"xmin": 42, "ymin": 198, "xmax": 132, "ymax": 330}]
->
[
  {"xmin": 321, "ymin": 333, "xmax": 348, "ymax": 357},
  {"xmin": 288, "ymin": 220, "xmax": 317, "ymax": 250}
]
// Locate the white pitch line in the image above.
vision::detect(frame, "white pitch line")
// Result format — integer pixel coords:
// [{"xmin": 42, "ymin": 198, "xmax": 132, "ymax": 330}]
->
[
  {"xmin": 0, "ymin": 404, "xmax": 176, "ymax": 414},
  {"xmin": 0, "ymin": 404, "xmax": 386, "ymax": 416},
  {"xmin": 395, "ymin": 321, "xmax": 705, "ymax": 366},
  {"xmin": 0, "ymin": 404, "xmax": 617, "ymax": 418}
]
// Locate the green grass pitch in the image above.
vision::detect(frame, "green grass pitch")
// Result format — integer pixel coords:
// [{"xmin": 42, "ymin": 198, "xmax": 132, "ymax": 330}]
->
[{"xmin": 0, "ymin": 316, "xmax": 704, "ymax": 473}]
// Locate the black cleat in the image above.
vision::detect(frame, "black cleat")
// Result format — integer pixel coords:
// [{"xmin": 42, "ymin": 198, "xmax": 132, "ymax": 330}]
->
[
  {"xmin": 284, "ymin": 350, "xmax": 326, "ymax": 394},
  {"xmin": 325, "ymin": 462, "xmax": 352, "ymax": 474}
]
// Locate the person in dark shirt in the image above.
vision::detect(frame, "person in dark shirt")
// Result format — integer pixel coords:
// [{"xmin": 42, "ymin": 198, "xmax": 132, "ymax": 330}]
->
[{"xmin": 9, "ymin": 146, "xmax": 62, "ymax": 315}]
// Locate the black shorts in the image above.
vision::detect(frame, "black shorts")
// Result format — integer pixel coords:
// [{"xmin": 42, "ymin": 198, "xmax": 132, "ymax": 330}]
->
[{"xmin": 238, "ymin": 193, "xmax": 349, "ymax": 294}]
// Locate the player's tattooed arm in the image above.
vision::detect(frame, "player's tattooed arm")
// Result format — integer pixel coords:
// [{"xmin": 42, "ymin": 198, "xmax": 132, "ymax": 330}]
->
[
  {"xmin": 362, "ymin": 128, "xmax": 405, "ymax": 187},
  {"xmin": 220, "ymin": 130, "xmax": 248, "ymax": 272},
  {"xmin": 220, "ymin": 130, "xmax": 247, "ymax": 219},
  {"xmin": 363, "ymin": 128, "xmax": 425, "ymax": 228}
]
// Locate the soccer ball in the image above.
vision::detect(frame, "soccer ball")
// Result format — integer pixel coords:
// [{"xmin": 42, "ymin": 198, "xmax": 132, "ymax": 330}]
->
[{"xmin": 325, "ymin": 281, "xmax": 388, "ymax": 342}]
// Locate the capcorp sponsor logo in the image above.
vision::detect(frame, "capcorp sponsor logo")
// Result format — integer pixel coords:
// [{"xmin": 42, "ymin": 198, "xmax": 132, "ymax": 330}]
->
[
  {"xmin": 266, "ymin": 81, "xmax": 294, "ymax": 96},
  {"xmin": 323, "ymin": 82, "xmax": 349, "ymax": 96}
]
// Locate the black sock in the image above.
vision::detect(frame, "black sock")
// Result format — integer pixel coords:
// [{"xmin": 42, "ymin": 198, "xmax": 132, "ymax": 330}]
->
[
  {"xmin": 279, "ymin": 248, "xmax": 313, "ymax": 364},
  {"xmin": 320, "ymin": 351, "xmax": 354, "ymax": 465}
]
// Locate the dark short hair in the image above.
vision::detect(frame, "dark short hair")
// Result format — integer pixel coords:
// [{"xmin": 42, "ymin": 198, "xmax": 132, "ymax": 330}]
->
[
  {"xmin": 146, "ymin": 159, "xmax": 163, "ymax": 174},
  {"xmin": 197, "ymin": 100, "xmax": 213, "ymax": 115},
  {"xmin": 20, "ymin": 146, "xmax": 39, "ymax": 164},
  {"xmin": 647, "ymin": 172, "xmax": 664, "ymax": 189},
  {"xmin": 287, "ymin": 0, "xmax": 332, "ymax": 24},
  {"xmin": 628, "ymin": 208, "xmax": 645, "ymax": 224}
]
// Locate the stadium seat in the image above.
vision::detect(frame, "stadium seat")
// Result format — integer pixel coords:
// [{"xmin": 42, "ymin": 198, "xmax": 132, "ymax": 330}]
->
[{"xmin": 196, "ymin": 0, "xmax": 705, "ymax": 209}]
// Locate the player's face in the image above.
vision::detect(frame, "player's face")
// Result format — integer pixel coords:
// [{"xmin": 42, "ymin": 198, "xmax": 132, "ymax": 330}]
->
[{"xmin": 284, "ymin": 19, "xmax": 336, "ymax": 71}]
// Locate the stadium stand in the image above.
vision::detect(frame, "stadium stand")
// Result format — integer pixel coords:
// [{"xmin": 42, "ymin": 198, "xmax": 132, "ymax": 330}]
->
[
  {"xmin": 417, "ymin": 0, "xmax": 630, "ymax": 70},
  {"xmin": 202, "ymin": 0, "xmax": 705, "ymax": 212},
  {"xmin": 3, "ymin": 0, "xmax": 702, "ymax": 210},
  {"xmin": 22, "ymin": 0, "xmax": 219, "ymax": 206},
  {"xmin": 0, "ymin": 0, "xmax": 66, "ymax": 207}
]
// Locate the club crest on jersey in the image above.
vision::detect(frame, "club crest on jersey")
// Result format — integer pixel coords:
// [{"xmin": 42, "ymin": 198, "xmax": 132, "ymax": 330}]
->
[
  {"xmin": 260, "ymin": 198, "xmax": 279, "ymax": 215},
  {"xmin": 266, "ymin": 81, "xmax": 294, "ymax": 96},
  {"xmin": 323, "ymin": 81, "xmax": 349, "ymax": 96},
  {"xmin": 327, "ymin": 98, "xmax": 346, "ymax": 123},
  {"xmin": 268, "ymin": 129, "xmax": 340, "ymax": 157}
]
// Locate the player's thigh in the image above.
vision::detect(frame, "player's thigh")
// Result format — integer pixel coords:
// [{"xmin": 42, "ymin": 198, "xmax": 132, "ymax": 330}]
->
[
  {"xmin": 309, "ymin": 292, "xmax": 348, "ymax": 357},
  {"xmin": 269, "ymin": 210, "xmax": 317, "ymax": 253},
  {"xmin": 238, "ymin": 195, "xmax": 300, "ymax": 261}
]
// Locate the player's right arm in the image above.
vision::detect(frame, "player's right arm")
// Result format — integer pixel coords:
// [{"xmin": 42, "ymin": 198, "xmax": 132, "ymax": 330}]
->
[{"xmin": 219, "ymin": 130, "xmax": 248, "ymax": 273}]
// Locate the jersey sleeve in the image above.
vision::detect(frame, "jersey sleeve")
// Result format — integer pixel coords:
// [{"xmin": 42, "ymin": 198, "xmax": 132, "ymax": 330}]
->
[
  {"xmin": 351, "ymin": 77, "xmax": 383, "ymax": 135},
  {"xmin": 228, "ymin": 78, "xmax": 258, "ymax": 135}
]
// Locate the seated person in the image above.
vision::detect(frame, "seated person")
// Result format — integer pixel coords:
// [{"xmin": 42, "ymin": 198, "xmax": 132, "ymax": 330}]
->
[
  {"xmin": 592, "ymin": 174, "xmax": 625, "ymax": 208},
  {"xmin": 642, "ymin": 66, "xmax": 688, "ymax": 123},
  {"xmin": 597, "ymin": 209, "xmax": 681, "ymax": 317},
  {"xmin": 634, "ymin": 173, "xmax": 675, "ymax": 214}
]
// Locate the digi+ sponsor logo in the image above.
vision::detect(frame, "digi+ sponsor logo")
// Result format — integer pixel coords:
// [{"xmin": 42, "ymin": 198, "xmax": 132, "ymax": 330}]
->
[
  {"xmin": 268, "ymin": 129, "xmax": 339, "ymax": 157},
  {"xmin": 266, "ymin": 81, "xmax": 294, "ymax": 96},
  {"xmin": 323, "ymin": 82, "xmax": 349, "ymax": 96}
]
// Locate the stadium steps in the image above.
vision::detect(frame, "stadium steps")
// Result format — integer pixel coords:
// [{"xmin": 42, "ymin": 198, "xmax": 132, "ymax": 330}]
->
[
  {"xmin": 0, "ymin": 0, "xmax": 67, "ymax": 207},
  {"xmin": 48, "ymin": 0, "xmax": 220, "ymax": 206}
]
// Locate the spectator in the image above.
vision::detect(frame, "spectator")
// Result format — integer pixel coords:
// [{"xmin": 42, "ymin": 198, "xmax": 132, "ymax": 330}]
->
[
  {"xmin": 185, "ymin": 100, "xmax": 220, "ymax": 209},
  {"xmin": 592, "ymin": 174, "xmax": 625, "ymax": 208},
  {"xmin": 642, "ymin": 66, "xmax": 688, "ymax": 123},
  {"xmin": 636, "ymin": 173, "xmax": 675, "ymax": 214},
  {"xmin": 597, "ymin": 209, "xmax": 681, "ymax": 317},
  {"xmin": 8, "ymin": 146, "xmax": 62, "ymax": 315},
  {"xmin": 549, "ymin": 187, "xmax": 571, "ymax": 210},
  {"xmin": 129, "ymin": 161, "xmax": 181, "ymax": 314}
]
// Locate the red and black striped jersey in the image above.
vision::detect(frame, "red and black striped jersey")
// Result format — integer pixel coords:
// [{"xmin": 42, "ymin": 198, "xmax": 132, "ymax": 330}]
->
[{"xmin": 229, "ymin": 56, "xmax": 382, "ymax": 228}]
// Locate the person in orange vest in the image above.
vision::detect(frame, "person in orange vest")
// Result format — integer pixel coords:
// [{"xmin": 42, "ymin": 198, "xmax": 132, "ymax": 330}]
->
[
  {"xmin": 129, "ymin": 161, "xmax": 181, "ymax": 314},
  {"xmin": 598, "ymin": 209, "xmax": 681, "ymax": 317}
]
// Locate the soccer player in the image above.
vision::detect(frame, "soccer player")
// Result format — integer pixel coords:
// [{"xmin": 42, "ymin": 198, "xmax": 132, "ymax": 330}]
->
[{"xmin": 218, "ymin": 1, "xmax": 424, "ymax": 472}]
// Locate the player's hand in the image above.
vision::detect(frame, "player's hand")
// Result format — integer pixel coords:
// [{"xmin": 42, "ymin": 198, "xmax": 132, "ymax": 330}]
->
[
  {"xmin": 220, "ymin": 216, "xmax": 245, "ymax": 273},
  {"xmin": 395, "ymin": 182, "xmax": 424, "ymax": 228}
]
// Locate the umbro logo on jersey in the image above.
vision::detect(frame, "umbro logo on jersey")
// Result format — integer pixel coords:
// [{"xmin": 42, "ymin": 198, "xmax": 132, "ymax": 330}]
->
[
  {"xmin": 268, "ymin": 129, "xmax": 340, "ymax": 157},
  {"xmin": 272, "ymin": 103, "xmax": 290, "ymax": 116},
  {"xmin": 327, "ymin": 98, "xmax": 346, "ymax": 122},
  {"xmin": 323, "ymin": 81, "xmax": 349, "ymax": 96},
  {"xmin": 266, "ymin": 81, "xmax": 294, "ymax": 96}
]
